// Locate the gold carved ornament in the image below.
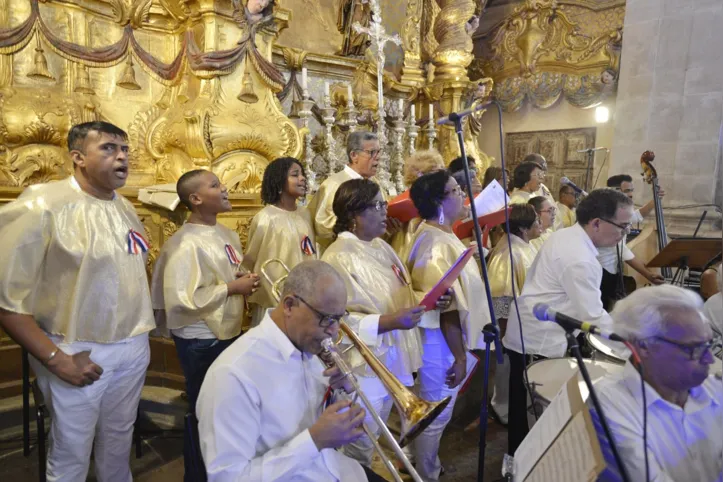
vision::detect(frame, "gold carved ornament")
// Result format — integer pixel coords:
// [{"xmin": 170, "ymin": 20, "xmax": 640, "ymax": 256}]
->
[{"xmin": 470, "ymin": 0, "xmax": 623, "ymax": 112}]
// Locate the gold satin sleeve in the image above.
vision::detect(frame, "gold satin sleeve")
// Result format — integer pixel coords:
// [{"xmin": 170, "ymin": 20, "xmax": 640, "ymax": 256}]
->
[
  {"xmin": 308, "ymin": 177, "xmax": 342, "ymax": 250},
  {"xmin": 487, "ymin": 236, "xmax": 537, "ymax": 298},
  {"xmin": 389, "ymin": 217, "xmax": 423, "ymax": 256}
]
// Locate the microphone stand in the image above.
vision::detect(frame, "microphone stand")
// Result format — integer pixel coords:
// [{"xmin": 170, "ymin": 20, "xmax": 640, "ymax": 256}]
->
[
  {"xmin": 441, "ymin": 104, "xmax": 504, "ymax": 482},
  {"xmin": 564, "ymin": 330, "xmax": 631, "ymax": 482}
]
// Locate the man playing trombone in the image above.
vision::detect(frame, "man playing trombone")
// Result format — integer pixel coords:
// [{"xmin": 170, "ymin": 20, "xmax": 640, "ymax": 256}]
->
[{"xmin": 196, "ymin": 260, "xmax": 387, "ymax": 481}]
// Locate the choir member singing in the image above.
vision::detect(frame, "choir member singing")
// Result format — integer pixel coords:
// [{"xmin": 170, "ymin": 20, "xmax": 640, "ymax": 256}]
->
[
  {"xmin": 508, "ymin": 161, "xmax": 544, "ymax": 205},
  {"xmin": 0, "ymin": 122, "xmax": 154, "ymax": 481},
  {"xmin": 244, "ymin": 157, "xmax": 318, "ymax": 326},
  {"xmin": 448, "ymin": 155, "xmax": 483, "ymax": 197},
  {"xmin": 322, "ymin": 178, "xmax": 444, "ymax": 467},
  {"xmin": 487, "ymin": 204, "xmax": 541, "ymax": 425},
  {"xmin": 503, "ymin": 188, "xmax": 633, "ymax": 455},
  {"xmin": 308, "ymin": 131, "xmax": 381, "ymax": 250},
  {"xmin": 594, "ymin": 285, "xmax": 723, "ymax": 481},
  {"xmin": 151, "ymin": 169, "xmax": 260, "ymax": 481},
  {"xmin": 557, "ymin": 184, "xmax": 577, "ymax": 228},
  {"xmin": 528, "ymin": 195, "xmax": 557, "ymax": 252},
  {"xmin": 197, "ymin": 260, "xmax": 388, "ymax": 482},
  {"xmin": 405, "ymin": 170, "xmax": 490, "ymax": 480}
]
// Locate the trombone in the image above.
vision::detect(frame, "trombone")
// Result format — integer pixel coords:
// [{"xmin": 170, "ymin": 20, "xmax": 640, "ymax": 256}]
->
[{"xmin": 261, "ymin": 259, "xmax": 451, "ymax": 482}]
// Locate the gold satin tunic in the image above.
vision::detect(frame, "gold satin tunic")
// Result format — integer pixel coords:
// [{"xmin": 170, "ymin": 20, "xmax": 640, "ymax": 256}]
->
[
  {"xmin": 404, "ymin": 222, "xmax": 490, "ymax": 350},
  {"xmin": 529, "ymin": 228, "xmax": 553, "ymax": 253},
  {"xmin": 151, "ymin": 223, "xmax": 244, "ymax": 340},
  {"xmin": 322, "ymin": 232, "xmax": 423, "ymax": 378},
  {"xmin": 488, "ymin": 233, "xmax": 538, "ymax": 299},
  {"xmin": 557, "ymin": 202, "xmax": 577, "ymax": 228},
  {"xmin": 389, "ymin": 217, "xmax": 423, "ymax": 257},
  {"xmin": 246, "ymin": 205, "xmax": 318, "ymax": 312},
  {"xmin": 0, "ymin": 177, "xmax": 154, "ymax": 343},
  {"xmin": 307, "ymin": 169, "xmax": 357, "ymax": 251}
]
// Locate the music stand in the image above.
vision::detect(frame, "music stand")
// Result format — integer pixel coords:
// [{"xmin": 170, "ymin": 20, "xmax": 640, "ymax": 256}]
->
[{"xmin": 646, "ymin": 238, "xmax": 723, "ymax": 285}]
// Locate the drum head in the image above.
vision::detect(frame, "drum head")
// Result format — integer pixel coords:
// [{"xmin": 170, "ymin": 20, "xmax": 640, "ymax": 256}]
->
[
  {"xmin": 526, "ymin": 358, "xmax": 624, "ymax": 404},
  {"xmin": 587, "ymin": 334, "xmax": 630, "ymax": 364}
]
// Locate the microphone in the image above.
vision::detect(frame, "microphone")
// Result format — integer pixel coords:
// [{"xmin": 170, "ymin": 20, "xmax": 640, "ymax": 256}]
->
[
  {"xmin": 559, "ymin": 177, "xmax": 588, "ymax": 197},
  {"xmin": 436, "ymin": 101, "xmax": 494, "ymax": 126},
  {"xmin": 576, "ymin": 147, "xmax": 609, "ymax": 153},
  {"xmin": 532, "ymin": 303, "xmax": 625, "ymax": 342}
]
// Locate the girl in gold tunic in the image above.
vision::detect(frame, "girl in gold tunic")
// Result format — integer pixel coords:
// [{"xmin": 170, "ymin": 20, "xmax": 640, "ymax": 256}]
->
[
  {"xmin": 406, "ymin": 170, "xmax": 491, "ymax": 480},
  {"xmin": 244, "ymin": 157, "xmax": 318, "ymax": 326},
  {"xmin": 321, "ymin": 178, "xmax": 430, "ymax": 467},
  {"xmin": 528, "ymin": 195, "xmax": 557, "ymax": 252}
]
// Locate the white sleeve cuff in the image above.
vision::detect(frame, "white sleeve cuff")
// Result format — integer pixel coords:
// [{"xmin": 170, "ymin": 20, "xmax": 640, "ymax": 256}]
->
[
  {"xmin": 358, "ymin": 314, "xmax": 381, "ymax": 346},
  {"xmin": 418, "ymin": 310, "xmax": 440, "ymax": 329}
]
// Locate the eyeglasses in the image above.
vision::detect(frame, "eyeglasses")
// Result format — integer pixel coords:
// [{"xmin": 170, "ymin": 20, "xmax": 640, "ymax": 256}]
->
[
  {"xmin": 600, "ymin": 218, "xmax": 632, "ymax": 233},
  {"xmin": 444, "ymin": 186, "xmax": 466, "ymax": 198},
  {"xmin": 539, "ymin": 207, "xmax": 557, "ymax": 214},
  {"xmin": 652, "ymin": 337, "xmax": 721, "ymax": 361},
  {"xmin": 295, "ymin": 295, "xmax": 348, "ymax": 328},
  {"xmin": 364, "ymin": 200, "xmax": 388, "ymax": 212},
  {"xmin": 356, "ymin": 149, "xmax": 381, "ymax": 158}
]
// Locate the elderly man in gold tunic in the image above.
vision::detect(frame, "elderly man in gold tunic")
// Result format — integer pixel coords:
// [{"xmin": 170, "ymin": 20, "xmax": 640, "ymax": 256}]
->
[
  {"xmin": 308, "ymin": 131, "xmax": 382, "ymax": 252},
  {"xmin": 0, "ymin": 122, "xmax": 154, "ymax": 481},
  {"xmin": 244, "ymin": 157, "xmax": 318, "ymax": 326},
  {"xmin": 321, "ymin": 179, "xmax": 433, "ymax": 467}
]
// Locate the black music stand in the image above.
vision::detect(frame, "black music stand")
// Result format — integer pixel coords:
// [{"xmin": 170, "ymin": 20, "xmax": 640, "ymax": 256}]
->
[{"xmin": 646, "ymin": 238, "xmax": 723, "ymax": 285}]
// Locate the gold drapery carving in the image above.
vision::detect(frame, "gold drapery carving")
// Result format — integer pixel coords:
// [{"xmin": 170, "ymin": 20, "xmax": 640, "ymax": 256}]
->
[{"xmin": 470, "ymin": 0, "xmax": 623, "ymax": 112}]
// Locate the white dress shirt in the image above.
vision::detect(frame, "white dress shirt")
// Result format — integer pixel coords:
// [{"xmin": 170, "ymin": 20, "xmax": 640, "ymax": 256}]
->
[
  {"xmin": 196, "ymin": 312, "xmax": 367, "ymax": 482},
  {"xmin": 594, "ymin": 362, "xmax": 723, "ymax": 482},
  {"xmin": 503, "ymin": 223, "xmax": 612, "ymax": 357},
  {"xmin": 596, "ymin": 238, "xmax": 634, "ymax": 275}
]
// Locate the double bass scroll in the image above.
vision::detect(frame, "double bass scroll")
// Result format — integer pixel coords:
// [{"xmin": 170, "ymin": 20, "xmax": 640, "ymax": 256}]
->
[{"xmin": 639, "ymin": 151, "xmax": 672, "ymax": 279}]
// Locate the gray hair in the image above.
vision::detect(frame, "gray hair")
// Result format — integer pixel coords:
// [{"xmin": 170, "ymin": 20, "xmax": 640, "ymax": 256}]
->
[
  {"xmin": 611, "ymin": 285, "xmax": 706, "ymax": 340},
  {"xmin": 717, "ymin": 268, "xmax": 723, "ymax": 293},
  {"xmin": 346, "ymin": 131, "xmax": 378, "ymax": 163},
  {"xmin": 281, "ymin": 260, "xmax": 344, "ymax": 304}
]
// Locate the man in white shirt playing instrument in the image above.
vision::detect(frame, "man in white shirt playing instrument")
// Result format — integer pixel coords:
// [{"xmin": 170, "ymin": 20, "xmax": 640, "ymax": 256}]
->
[
  {"xmin": 595, "ymin": 284, "xmax": 723, "ymax": 482},
  {"xmin": 0, "ymin": 121, "xmax": 155, "ymax": 481},
  {"xmin": 503, "ymin": 188, "xmax": 633, "ymax": 454},
  {"xmin": 598, "ymin": 174, "xmax": 665, "ymax": 310},
  {"xmin": 196, "ymin": 260, "xmax": 388, "ymax": 482}
]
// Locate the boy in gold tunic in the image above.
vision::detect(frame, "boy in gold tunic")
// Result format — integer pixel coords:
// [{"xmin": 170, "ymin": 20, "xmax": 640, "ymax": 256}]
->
[
  {"xmin": 151, "ymin": 169, "xmax": 260, "ymax": 482},
  {"xmin": 0, "ymin": 122, "xmax": 155, "ymax": 481}
]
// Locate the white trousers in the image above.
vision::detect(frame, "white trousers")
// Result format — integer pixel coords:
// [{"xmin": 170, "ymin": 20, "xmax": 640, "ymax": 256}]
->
[
  {"xmin": 491, "ymin": 352, "xmax": 510, "ymax": 424},
  {"xmin": 28, "ymin": 333, "xmax": 150, "ymax": 482},
  {"xmin": 340, "ymin": 375, "xmax": 394, "ymax": 467},
  {"xmin": 414, "ymin": 328, "xmax": 476, "ymax": 482}
]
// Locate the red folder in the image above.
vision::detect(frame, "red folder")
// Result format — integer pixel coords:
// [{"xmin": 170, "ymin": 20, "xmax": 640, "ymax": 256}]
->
[
  {"xmin": 387, "ymin": 190, "xmax": 419, "ymax": 223},
  {"xmin": 420, "ymin": 247, "xmax": 475, "ymax": 311},
  {"xmin": 452, "ymin": 207, "xmax": 511, "ymax": 240}
]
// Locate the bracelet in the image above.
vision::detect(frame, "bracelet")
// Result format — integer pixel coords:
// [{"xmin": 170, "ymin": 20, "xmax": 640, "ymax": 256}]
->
[{"xmin": 45, "ymin": 348, "xmax": 59, "ymax": 365}]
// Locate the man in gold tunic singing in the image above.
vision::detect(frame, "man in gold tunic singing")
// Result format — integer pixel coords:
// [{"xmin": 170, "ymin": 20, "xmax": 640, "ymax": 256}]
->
[{"xmin": 0, "ymin": 122, "xmax": 155, "ymax": 481}]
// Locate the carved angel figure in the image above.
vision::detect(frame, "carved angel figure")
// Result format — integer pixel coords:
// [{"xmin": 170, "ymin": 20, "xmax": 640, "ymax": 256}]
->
[
  {"xmin": 232, "ymin": 0, "xmax": 276, "ymax": 29},
  {"xmin": 337, "ymin": 0, "xmax": 372, "ymax": 57}
]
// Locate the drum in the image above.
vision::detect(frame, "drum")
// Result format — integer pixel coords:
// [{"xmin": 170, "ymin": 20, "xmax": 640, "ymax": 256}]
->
[
  {"xmin": 586, "ymin": 334, "xmax": 629, "ymax": 365},
  {"xmin": 526, "ymin": 358, "xmax": 623, "ymax": 410}
]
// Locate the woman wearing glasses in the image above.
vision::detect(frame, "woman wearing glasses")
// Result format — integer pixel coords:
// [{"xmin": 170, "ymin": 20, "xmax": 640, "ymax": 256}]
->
[
  {"xmin": 244, "ymin": 157, "xmax": 318, "ymax": 327},
  {"xmin": 508, "ymin": 161, "xmax": 544, "ymax": 205},
  {"xmin": 321, "ymin": 178, "xmax": 433, "ymax": 468},
  {"xmin": 405, "ymin": 170, "xmax": 490, "ymax": 481},
  {"xmin": 528, "ymin": 195, "xmax": 557, "ymax": 252}
]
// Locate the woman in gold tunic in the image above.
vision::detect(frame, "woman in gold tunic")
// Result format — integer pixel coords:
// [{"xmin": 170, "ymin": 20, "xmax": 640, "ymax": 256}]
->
[
  {"xmin": 487, "ymin": 203, "xmax": 541, "ymax": 426},
  {"xmin": 406, "ymin": 170, "xmax": 491, "ymax": 480},
  {"xmin": 244, "ymin": 157, "xmax": 318, "ymax": 326},
  {"xmin": 321, "ymin": 178, "xmax": 430, "ymax": 467},
  {"xmin": 508, "ymin": 161, "xmax": 544, "ymax": 205},
  {"xmin": 528, "ymin": 195, "xmax": 557, "ymax": 252}
]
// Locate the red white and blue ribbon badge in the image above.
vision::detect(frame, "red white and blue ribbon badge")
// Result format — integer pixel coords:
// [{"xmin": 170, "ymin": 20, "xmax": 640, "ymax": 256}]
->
[
  {"xmin": 127, "ymin": 229, "xmax": 149, "ymax": 254},
  {"xmin": 225, "ymin": 244, "xmax": 242, "ymax": 266},
  {"xmin": 392, "ymin": 264, "xmax": 409, "ymax": 286},
  {"xmin": 301, "ymin": 235, "xmax": 316, "ymax": 256}
]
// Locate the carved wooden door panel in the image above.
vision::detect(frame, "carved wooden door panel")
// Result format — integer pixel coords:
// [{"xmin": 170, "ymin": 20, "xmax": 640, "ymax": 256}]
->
[{"xmin": 504, "ymin": 128, "xmax": 597, "ymax": 199}]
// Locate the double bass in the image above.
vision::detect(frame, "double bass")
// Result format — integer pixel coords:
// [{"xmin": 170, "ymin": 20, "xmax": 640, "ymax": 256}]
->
[{"xmin": 627, "ymin": 151, "xmax": 671, "ymax": 283}]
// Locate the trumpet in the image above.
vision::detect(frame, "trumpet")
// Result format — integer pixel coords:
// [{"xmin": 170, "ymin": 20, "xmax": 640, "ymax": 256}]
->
[{"xmin": 261, "ymin": 259, "xmax": 451, "ymax": 482}]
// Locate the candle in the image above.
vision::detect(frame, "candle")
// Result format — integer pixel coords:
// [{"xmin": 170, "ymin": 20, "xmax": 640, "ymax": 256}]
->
[
  {"xmin": 398, "ymin": 99, "xmax": 404, "ymax": 115},
  {"xmin": 410, "ymin": 104, "xmax": 415, "ymax": 119},
  {"xmin": 428, "ymin": 104, "xmax": 434, "ymax": 121},
  {"xmin": 347, "ymin": 84, "xmax": 353, "ymax": 104},
  {"xmin": 324, "ymin": 82, "xmax": 330, "ymax": 98},
  {"xmin": 301, "ymin": 67, "xmax": 307, "ymax": 91}
]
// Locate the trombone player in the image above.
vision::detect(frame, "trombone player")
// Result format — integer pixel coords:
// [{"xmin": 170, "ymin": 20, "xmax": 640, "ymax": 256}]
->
[{"xmin": 196, "ymin": 260, "xmax": 388, "ymax": 481}]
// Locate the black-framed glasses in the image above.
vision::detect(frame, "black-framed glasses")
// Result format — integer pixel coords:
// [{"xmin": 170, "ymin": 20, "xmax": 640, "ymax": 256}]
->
[
  {"xmin": 364, "ymin": 200, "xmax": 388, "ymax": 212},
  {"xmin": 539, "ymin": 206, "xmax": 557, "ymax": 214},
  {"xmin": 295, "ymin": 295, "xmax": 348, "ymax": 328},
  {"xmin": 600, "ymin": 218, "xmax": 632, "ymax": 233},
  {"xmin": 356, "ymin": 149, "xmax": 381, "ymax": 158},
  {"xmin": 444, "ymin": 186, "xmax": 466, "ymax": 198},
  {"xmin": 652, "ymin": 336, "xmax": 720, "ymax": 361}
]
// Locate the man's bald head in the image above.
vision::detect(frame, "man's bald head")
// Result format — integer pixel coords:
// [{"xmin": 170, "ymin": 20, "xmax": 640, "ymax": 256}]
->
[
  {"xmin": 282, "ymin": 260, "xmax": 347, "ymax": 314},
  {"xmin": 176, "ymin": 169, "xmax": 208, "ymax": 210}
]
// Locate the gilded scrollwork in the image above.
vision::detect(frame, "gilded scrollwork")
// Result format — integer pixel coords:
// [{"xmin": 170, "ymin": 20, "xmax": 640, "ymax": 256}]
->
[{"xmin": 471, "ymin": 0, "xmax": 623, "ymax": 112}]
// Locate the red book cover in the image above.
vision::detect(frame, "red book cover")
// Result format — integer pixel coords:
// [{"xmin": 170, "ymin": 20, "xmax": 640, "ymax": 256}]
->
[
  {"xmin": 420, "ymin": 247, "xmax": 476, "ymax": 311},
  {"xmin": 387, "ymin": 190, "xmax": 419, "ymax": 223},
  {"xmin": 452, "ymin": 207, "xmax": 510, "ymax": 240}
]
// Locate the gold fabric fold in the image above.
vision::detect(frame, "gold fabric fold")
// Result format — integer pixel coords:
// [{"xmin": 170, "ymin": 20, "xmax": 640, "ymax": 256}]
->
[
  {"xmin": 307, "ymin": 169, "xmax": 357, "ymax": 251},
  {"xmin": 322, "ymin": 233, "xmax": 423, "ymax": 378},
  {"xmin": 557, "ymin": 202, "xmax": 577, "ymax": 228},
  {"xmin": 151, "ymin": 223, "xmax": 244, "ymax": 340},
  {"xmin": 403, "ymin": 222, "xmax": 490, "ymax": 350},
  {"xmin": 389, "ymin": 217, "xmax": 423, "ymax": 257},
  {"xmin": 509, "ymin": 189, "xmax": 533, "ymax": 205},
  {"xmin": 530, "ymin": 228, "xmax": 553, "ymax": 253},
  {"xmin": 246, "ymin": 205, "xmax": 318, "ymax": 313},
  {"xmin": 0, "ymin": 177, "xmax": 154, "ymax": 343},
  {"xmin": 487, "ymin": 234, "xmax": 538, "ymax": 299}
]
